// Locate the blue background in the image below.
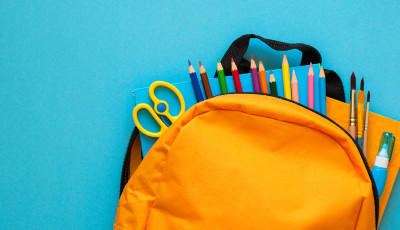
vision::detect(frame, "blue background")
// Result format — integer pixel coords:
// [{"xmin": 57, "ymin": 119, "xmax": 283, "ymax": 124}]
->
[{"xmin": 1, "ymin": 0, "xmax": 399, "ymax": 229}]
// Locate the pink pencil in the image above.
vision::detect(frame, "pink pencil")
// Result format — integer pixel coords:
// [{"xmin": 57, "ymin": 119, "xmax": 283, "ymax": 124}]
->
[
  {"xmin": 308, "ymin": 63, "xmax": 314, "ymax": 109},
  {"xmin": 291, "ymin": 70, "xmax": 299, "ymax": 103}
]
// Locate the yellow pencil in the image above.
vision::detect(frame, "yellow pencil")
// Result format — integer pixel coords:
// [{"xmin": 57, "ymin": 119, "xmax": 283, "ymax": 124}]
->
[{"xmin": 282, "ymin": 55, "xmax": 291, "ymax": 99}]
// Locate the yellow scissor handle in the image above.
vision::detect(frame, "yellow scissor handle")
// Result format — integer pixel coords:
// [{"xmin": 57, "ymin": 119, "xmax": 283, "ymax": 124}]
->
[
  {"xmin": 132, "ymin": 103, "xmax": 168, "ymax": 138},
  {"xmin": 148, "ymin": 81, "xmax": 185, "ymax": 123}
]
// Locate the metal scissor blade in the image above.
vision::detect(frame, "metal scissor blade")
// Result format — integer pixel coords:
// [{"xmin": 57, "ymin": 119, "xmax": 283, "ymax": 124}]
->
[{"xmin": 160, "ymin": 115, "xmax": 172, "ymax": 127}]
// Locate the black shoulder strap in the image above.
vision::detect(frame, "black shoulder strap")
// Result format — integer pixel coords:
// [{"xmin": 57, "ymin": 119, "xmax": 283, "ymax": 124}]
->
[{"xmin": 120, "ymin": 127, "xmax": 142, "ymax": 196}]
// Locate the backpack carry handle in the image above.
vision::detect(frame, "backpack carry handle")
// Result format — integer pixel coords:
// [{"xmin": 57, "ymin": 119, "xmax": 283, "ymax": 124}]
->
[
  {"xmin": 214, "ymin": 34, "xmax": 345, "ymax": 102},
  {"xmin": 214, "ymin": 34, "xmax": 321, "ymax": 77}
]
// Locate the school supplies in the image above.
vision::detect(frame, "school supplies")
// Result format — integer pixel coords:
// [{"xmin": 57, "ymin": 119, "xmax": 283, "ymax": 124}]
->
[
  {"xmin": 258, "ymin": 61, "xmax": 268, "ymax": 94},
  {"xmin": 199, "ymin": 61, "xmax": 213, "ymax": 99},
  {"xmin": 357, "ymin": 78, "xmax": 365, "ymax": 149},
  {"xmin": 307, "ymin": 63, "xmax": 314, "ymax": 109},
  {"xmin": 250, "ymin": 55, "xmax": 261, "ymax": 93},
  {"xmin": 282, "ymin": 54, "xmax": 291, "ymax": 99},
  {"xmin": 372, "ymin": 132, "xmax": 394, "ymax": 197},
  {"xmin": 133, "ymin": 65, "xmax": 319, "ymax": 156},
  {"xmin": 269, "ymin": 70, "xmax": 277, "ymax": 96},
  {"xmin": 217, "ymin": 59, "xmax": 228, "ymax": 94},
  {"xmin": 132, "ymin": 81, "xmax": 185, "ymax": 138},
  {"xmin": 231, "ymin": 58, "xmax": 242, "ymax": 92},
  {"xmin": 123, "ymin": 35, "xmax": 400, "ymax": 228},
  {"xmin": 349, "ymin": 72, "xmax": 357, "ymax": 139},
  {"xmin": 319, "ymin": 66, "xmax": 327, "ymax": 115},
  {"xmin": 188, "ymin": 60, "xmax": 204, "ymax": 102},
  {"xmin": 291, "ymin": 70, "xmax": 299, "ymax": 103}
]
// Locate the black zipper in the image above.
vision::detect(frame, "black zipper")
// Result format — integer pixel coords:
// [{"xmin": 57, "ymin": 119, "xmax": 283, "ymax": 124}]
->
[{"xmin": 214, "ymin": 92, "xmax": 379, "ymax": 229}]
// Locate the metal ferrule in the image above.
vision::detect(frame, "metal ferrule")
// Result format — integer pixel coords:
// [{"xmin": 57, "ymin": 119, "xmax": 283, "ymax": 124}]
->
[{"xmin": 350, "ymin": 90, "xmax": 356, "ymax": 125}]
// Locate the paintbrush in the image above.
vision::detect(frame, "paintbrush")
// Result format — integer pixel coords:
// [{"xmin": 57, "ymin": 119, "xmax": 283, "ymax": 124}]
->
[
  {"xmin": 349, "ymin": 72, "xmax": 357, "ymax": 139},
  {"xmin": 357, "ymin": 78, "xmax": 365, "ymax": 149},
  {"xmin": 362, "ymin": 91, "xmax": 370, "ymax": 157}
]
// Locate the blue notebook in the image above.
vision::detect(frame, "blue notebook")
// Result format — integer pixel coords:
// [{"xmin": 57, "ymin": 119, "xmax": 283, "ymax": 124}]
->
[{"xmin": 133, "ymin": 64, "xmax": 321, "ymax": 156}]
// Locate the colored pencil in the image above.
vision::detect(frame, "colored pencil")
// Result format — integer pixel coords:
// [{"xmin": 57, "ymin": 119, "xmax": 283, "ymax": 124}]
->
[
  {"xmin": 231, "ymin": 58, "xmax": 242, "ymax": 92},
  {"xmin": 217, "ymin": 59, "xmax": 228, "ymax": 94},
  {"xmin": 349, "ymin": 72, "xmax": 357, "ymax": 139},
  {"xmin": 188, "ymin": 60, "xmax": 204, "ymax": 102},
  {"xmin": 357, "ymin": 78, "xmax": 365, "ymax": 149},
  {"xmin": 258, "ymin": 61, "xmax": 268, "ymax": 94},
  {"xmin": 307, "ymin": 63, "xmax": 314, "ymax": 109},
  {"xmin": 250, "ymin": 55, "xmax": 261, "ymax": 93},
  {"xmin": 282, "ymin": 55, "xmax": 291, "ymax": 99},
  {"xmin": 199, "ymin": 61, "xmax": 213, "ymax": 99},
  {"xmin": 314, "ymin": 65, "xmax": 320, "ymax": 112},
  {"xmin": 269, "ymin": 70, "xmax": 278, "ymax": 96},
  {"xmin": 362, "ymin": 91, "xmax": 370, "ymax": 156},
  {"xmin": 319, "ymin": 66, "xmax": 327, "ymax": 115},
  {"xmin": 291, "ymin": 70, "xmax": 299, "ymax": 103}
]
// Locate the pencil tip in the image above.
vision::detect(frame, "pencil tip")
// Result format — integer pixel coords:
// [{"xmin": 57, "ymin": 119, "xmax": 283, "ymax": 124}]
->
[
  {"xmin": 251, "ymin": 55, "xmax": 254, "ymax": 60},
  {"xmin": 231, "ymin": 57, "xmax": 234, "ymax": 62},
  {"xmin": 188, "ymin": 59, "xmax": 191, "ymax": 66},
  {"xmin": 217, "ymin": 58, "xmax": 220, "ymax": 63},
  {"xmin": 309, "ymin": 62, "xmax": 313, "ymax": 67},
  {"xmin": 199, "ymin": 61, "xmax": 202, "ymax": 66},
  {"xmin": 270, "ymin": 69, "xmax": 272, "ymax": 74}
]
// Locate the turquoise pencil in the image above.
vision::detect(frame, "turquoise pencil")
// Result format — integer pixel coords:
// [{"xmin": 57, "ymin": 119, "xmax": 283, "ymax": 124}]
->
[
  {"xmin": 314, "ymin": 65, "xmax": 320, "ymax": 112},
  {"xmin": 320, "ymin": 66, "xmax": 327, "ymax": 115}
]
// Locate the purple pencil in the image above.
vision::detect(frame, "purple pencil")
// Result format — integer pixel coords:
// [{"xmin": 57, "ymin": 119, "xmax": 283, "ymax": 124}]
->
[{"xmin": 250, "ymin": 55, "xmax": 261, "ymax": 93}]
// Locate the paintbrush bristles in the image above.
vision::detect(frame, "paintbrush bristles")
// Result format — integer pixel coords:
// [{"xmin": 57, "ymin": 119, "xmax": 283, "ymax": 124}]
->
[
  {"xmin": 360, "ymin": 78, "xmax": 364, "ymax": 91},
  {"xmin": 351, "ymin": 72, "xmax": 356, "ymax": 90},
  {"xmin": 367, "ymin": 91, "xmax": 370, "ymax": 102}
]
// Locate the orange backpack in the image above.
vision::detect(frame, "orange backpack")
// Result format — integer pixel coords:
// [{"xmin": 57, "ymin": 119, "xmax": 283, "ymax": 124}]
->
[{"xmin": 115, "ymin": 93, "xmax": 378, "ymax": 229}]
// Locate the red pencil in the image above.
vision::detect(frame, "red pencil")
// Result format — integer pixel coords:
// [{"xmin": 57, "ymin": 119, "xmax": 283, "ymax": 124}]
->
[{"xmin": 231, "ymin": 58, "xmax": 242, "ymax": 92}]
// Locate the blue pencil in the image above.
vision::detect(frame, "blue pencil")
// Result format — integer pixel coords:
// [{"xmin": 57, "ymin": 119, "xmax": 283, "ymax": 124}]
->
[
  {"xmin": 320, "ymin": 66, "xmax": 327, "ymax": 115},
  {"xmin": 314, "ymin": 66, "xmax": 320, "ymax": 112},
  {"xmin": 188, "ymin": 60, "xmax": 204, "ymax": 102}
]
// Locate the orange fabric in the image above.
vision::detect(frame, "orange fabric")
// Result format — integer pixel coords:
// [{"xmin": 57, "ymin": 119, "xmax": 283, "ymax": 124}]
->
[
  {"xmin": 327, "ymin": 97, "xmax": 400, "ymax": 225},
  {"xmin": 116, "ymin": 94, "xmax": 376, "ymax": 229},
  {"xmin": 129, "ymin": 133, "xmax": 142, "ymax": 177}
]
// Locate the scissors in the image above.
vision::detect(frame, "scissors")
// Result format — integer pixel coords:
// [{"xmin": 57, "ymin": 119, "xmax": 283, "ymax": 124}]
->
[{"xmin": 132, "ymin": 81, "xmax": 185, "ymax": 138}]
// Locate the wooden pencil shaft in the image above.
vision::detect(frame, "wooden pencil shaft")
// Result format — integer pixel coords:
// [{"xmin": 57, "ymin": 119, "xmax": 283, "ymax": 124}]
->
[{"xmin": 200, "ymin": 71, "xmax": 213, "ymax": 99}]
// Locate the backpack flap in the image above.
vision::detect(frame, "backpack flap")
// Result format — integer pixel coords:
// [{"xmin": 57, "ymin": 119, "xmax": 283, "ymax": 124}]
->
[{"xmin": 115, "ymin": 94, "xmax": 377, "ymax": 229}]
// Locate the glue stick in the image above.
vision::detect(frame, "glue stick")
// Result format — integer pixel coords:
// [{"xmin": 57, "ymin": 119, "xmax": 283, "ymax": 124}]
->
[{"xmin": 371, "ymin": 134, "xmax": 391, "ymax": 198}]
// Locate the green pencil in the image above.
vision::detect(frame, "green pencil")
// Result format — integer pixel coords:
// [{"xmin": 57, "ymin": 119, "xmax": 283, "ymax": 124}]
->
[
  {"xmin": 269, "ymin": 70, "xmax": 278, "ymax": 96},
  {"xmin": 217, "ymin": 59, "xmax": 228, "ymax": 94}
]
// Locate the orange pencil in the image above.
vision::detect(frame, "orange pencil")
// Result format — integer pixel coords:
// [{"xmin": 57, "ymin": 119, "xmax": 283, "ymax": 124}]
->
[
  {"xmin": 291, "ymin": 70, "xmax": 299, "ymax": 103},
  {"xmin": 258, "ymin": 61, "xmax": 268, "ymax": 93}
]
